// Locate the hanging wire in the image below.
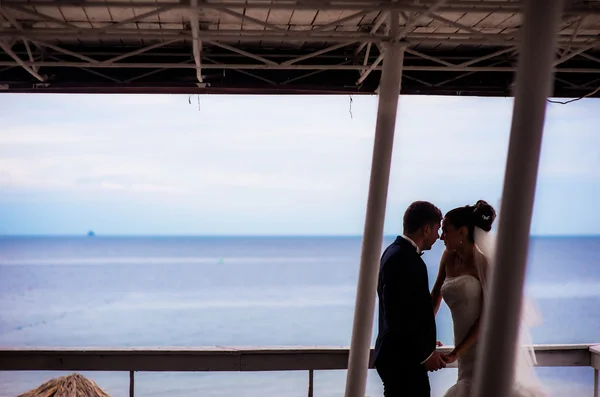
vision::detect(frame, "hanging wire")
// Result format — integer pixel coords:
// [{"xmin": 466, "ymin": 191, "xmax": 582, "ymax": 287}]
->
[
  {"xmin": 349, "ymin": 95, "xmax": 353, "ymax": 119},
  {"xmin": 188, "ymin": 94, "xmax": 201, "ymax": 111},
  {"xmin": 547, "ymin": 85, "xmax": 600, "ymax": 104}
]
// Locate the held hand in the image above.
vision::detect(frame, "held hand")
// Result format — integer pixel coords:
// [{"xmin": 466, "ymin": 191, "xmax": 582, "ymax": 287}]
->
[
  {"xmin": 423, "ymin": 351, "xmax": 447, "ymax": 372},
  {"xmin": 443, "ymin": 351, "xmax": 458, "ymax": 365}
]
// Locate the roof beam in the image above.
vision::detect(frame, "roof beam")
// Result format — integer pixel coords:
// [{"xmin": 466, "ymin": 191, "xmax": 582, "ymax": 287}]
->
[
  {"xmin": 575, "ymin": 77, "xmax": 600, "ymax": 89},
  {"xmin": 1, "ymin": 1, "xmax": 598, "ymax": 15},
  {"xmin": 0, "ymin": 28, "xmax": 389, "ymax": 43},
  {"xmin": 281, "ymin": 60, "xmax": 353, "ymax": 85},
  {"xmin": 124, "ymin": 59, "xmax": 194, "ymax": 83},
  {"xmin": 394, "ymin": 0, "xmax": 450, "ymax": 41},
  {"xmin": 1, "ymin": 26, "xmax": 599, "ymax": 47},
  {"xmin": 0, "ymin": 40, "xmax": 45, "ymax": 81},
  {"xmin": 100, "ymin": 39, "xmax": 183, "ymax": 64},
  {"xmin": 0, "ymin": 8, "xmax": 100, "ymax": 65},
  {"xmin": 3, "ymin": 61, "xmax": 599, "ymax": 74},
  {"xmin": 434, "ymin": 59, "xmax": 512, "ymax": 87},
  {"xmin": 30, "ymin": 40, "xmax": 100, "ymax": 63},
  {"xmin": 458, "ymin": 47, "xmax": 517, "ymax": 67},
  {"xmin": 0, "ymin": 12, "xmax": 45, "ymax": 81},
  {"xmin": 405, "ymin": 48, "xmax": 455, "ymax": 67},
  {"xmin": 281, "ymin": 43, "xmax": 352, "ymax": 66},
  {"xmin": 426, "ymin": 12, "xmax": 501, "ymax": 43},
  {"xmin": 228, "ymin": 68, "xmax": 278, "ymax": 85},
  {"xmin": 204, "ymin": 56, "xmax": 277, "ymax": 86},
  {"xmin": 401, "ymin": 73, "xmax": 434, "ymax": 87},
  {"xmin": 93, "ymin": 6, "xmax": 175, "ymax": 34},
  {"xmin": 0, "ymin": 50, "xmax": 552, "ymax": 62},
  {"xmin": 579, "ymin": 52, "xmax": 600, "ymax": 66},
  {"xmin": 358, "ymin": 0, "xmax": 449, "ymax": 85},
  {"xmin": 0, "ymin": 55, "xmax": 41, "ymax": 73},
  {"xmin": 356, "ymin": 52, "xmax": 383, "ymax": 85},
  {"xmin": 312, "ymin": 10, "xmax": 367, "ymax": 32},
  {"xmin": 361, "ymin": 42, "xmax": 372, "ymax": 73},
  {"xmin": 47, "ymin": 55, "xmax": 121, "ymax": 83},
  {"xmin": 553, "ymin": 44, "xmax": 595, "ymax": 66},
  {"xmin": 554, "ymin": 76, "xmax": 581, "ymax": 88},
  {"xmin": 214, "ymin": 8, "xmax": 288, "ymax": 32},
  {"xmin": 354, "ymin": 11, "xmax": 388, "ymax": 56},
  {"xmin": 23, "ymin": 40, "xmax": 36, "ymax": 72},
  {"xmin": 560, "ymin": 15, "xmax": 586, "ymax": 57},
  {"xmin": 205, "ymin": 41, "xmax": 278, "ymax": 65},
  {"xmin": 0, "ymin": 33, "xmax": 597, "ymax": 49},
  {"xmin": 0, "ymin": 8, "xmax": 38, "ymax": 71},
  {"xmin": 1, "ymin": 4, "xmax": 79, "ymax": 30}
]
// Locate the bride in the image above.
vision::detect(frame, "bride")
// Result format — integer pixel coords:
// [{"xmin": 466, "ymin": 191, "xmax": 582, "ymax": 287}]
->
[{"xmin": 431, "ymin": 200, "xmax": 546, "ymax": 397}]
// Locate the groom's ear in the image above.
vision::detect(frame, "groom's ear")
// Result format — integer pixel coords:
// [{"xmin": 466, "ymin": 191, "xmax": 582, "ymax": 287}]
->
[{"xmin": 422, "ymin": 224, "xmax": 431, "ymax": 235}]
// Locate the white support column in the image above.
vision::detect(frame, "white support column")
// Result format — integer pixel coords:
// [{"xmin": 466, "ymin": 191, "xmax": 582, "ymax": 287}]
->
[
  {"xmin": 472, "ymin": 1, "xmax": 564, "ymax": 397},
  {"xmin": 343, "ymin": 11, "xmax": 404, "ymax": 397}
]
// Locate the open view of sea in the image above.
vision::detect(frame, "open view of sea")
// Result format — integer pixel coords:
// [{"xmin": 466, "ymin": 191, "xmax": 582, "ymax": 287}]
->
[{"xmin": 0, "ymin": 236, "xmax": 598, "ymax": 397}]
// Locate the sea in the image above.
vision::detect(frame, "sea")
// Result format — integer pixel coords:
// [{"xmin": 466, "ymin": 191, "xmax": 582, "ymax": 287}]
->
[{"xmin": 0, "ymin": 236, "xmax": 598, "ymax": 397}]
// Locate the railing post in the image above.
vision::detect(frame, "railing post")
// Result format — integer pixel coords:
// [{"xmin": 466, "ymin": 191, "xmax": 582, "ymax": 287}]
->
[
  {"xmin": 308, "ymin": 369, "xmax": 314, "ymax": 397},
  {"xmin": 594, "ymin": 369, "xmax": 598, "ymax": 397},
  {"xmin": 471, "ymin": 1, "xmax": 564, "ymax": 397},
  {"xmin": 343, "ymin": 10, "xmax": 405, "ymax": 397},
  {"xmin": 129, "ymin": 370, "xmax": 135, "ymax": 397}
]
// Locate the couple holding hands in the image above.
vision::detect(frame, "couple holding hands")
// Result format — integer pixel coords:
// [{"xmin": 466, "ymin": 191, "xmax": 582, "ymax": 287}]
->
[{"xmin": 373, "ymin": 200, "xmax": 545, "ymax": 397}]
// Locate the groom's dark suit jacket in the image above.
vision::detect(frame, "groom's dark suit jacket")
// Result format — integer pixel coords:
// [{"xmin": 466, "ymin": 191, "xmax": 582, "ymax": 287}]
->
[{"xmin": 373, "ymin": 236, "xmax": 437, "ymax": 369}]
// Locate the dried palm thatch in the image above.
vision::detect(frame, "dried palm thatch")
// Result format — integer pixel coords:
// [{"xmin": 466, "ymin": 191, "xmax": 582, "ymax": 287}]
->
[{"xmin": 16, "ymin": 373, "xmax": 112, "ymax": 397}]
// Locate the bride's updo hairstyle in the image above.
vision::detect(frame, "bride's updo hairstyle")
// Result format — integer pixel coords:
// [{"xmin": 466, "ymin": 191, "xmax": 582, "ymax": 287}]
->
[{"xmin": 444, "ymin": 200, "xmax": 496, "ymax": 243}]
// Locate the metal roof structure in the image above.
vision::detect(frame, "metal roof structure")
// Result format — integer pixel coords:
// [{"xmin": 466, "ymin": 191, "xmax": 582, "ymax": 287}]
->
[
  {"xmin": 1, "ymin": 0, "xmax": 600, "ymax": 97},
  {"xmin": 0, "ymin": 3, "xmax": 595, "ymax": 397}
]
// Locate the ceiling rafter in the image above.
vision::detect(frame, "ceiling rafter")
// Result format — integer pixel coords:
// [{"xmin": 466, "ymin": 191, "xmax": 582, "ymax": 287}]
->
[
  {"xmin": 1, "ymin": 1, "xmax": 599, "ymax": 15},
  {"xmin": 0, "ymin": 0, "xmax": 598, "ymax": 97}
]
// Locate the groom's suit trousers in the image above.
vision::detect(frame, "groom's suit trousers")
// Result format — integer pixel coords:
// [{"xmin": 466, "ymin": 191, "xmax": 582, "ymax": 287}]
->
[{"xmin": 376, "ymin": 365, "xmax": 430, "ymax": 397}]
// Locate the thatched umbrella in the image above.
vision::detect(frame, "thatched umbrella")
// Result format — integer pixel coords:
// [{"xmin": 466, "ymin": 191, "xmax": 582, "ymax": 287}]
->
[{"xmin": 16, "ymin": 373, "xmax": 112, "ymax": 397}]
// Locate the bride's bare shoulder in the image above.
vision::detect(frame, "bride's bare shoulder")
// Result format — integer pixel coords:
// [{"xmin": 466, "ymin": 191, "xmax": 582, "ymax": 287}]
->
[
  {"xmin": 439, "ymin": 249, "xmax": 457, "ymax": 275},
  {"xmin": 441, "ymin": 249, "xmax": 457, "ymax": 264}
]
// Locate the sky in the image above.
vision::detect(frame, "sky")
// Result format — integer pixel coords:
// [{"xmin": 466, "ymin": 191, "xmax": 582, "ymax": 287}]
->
[{"xmin": 0, "ymin": 94, "xmax": 598, "ymax": 236}]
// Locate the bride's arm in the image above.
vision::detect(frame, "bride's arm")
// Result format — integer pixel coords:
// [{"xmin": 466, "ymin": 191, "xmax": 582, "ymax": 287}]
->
[
  {"xmin": 431, "ymin": 250, "xmax": 449, "ymax": 316},
  {"xmin": 449, "ymin": 313, "xmax": 482, "ymax": 360}
]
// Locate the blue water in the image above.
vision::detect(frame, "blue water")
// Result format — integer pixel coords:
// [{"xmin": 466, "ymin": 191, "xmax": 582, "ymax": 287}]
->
[{"xmin": 0, "ymin": 236, "xmax": 598, "ymax": 397}]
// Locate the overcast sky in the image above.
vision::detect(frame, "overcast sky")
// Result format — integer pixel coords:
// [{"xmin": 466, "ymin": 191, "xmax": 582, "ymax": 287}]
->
[{"xmin": 0, "ymin": 94, "xmax": 598, "ymax": 236}]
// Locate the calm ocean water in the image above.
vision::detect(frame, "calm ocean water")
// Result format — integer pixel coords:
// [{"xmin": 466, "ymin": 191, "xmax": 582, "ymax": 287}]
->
[{"xmin": 0, "ymin": 236, "xmax": 598, "ymax": 397}]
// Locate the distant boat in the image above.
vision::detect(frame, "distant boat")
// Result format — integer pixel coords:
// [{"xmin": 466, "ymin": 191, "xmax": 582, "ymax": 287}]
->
[{"xmin": 87, "ymin": 231, "xmax": 95, "ymax": 237}]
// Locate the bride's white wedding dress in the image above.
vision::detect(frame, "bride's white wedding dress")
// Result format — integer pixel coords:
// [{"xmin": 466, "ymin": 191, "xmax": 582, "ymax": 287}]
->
[
  {"xmin": 441, "ymin": 274, "xmax": 481, "ymax": 396},
  {"xmin": 441, "ymin": 272, "xmax": 547, "ymax": 397}
]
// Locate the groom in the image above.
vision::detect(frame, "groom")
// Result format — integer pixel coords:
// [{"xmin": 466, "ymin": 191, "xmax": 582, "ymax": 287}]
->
[{"xmin": 373, "ymin": 201, "xmax": 447, "ymax": 397}]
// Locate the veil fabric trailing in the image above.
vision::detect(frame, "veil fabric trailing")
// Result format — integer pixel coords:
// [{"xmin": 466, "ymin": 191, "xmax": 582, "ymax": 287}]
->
[{"xmin": 472, "ymin": 226, "xmax": 547, "ymax": 393}]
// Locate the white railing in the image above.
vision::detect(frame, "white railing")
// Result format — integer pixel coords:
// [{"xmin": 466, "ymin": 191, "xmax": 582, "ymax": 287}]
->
[{"xmin": 1, "ymin": 344, "xmax": 598, "ymax": 397}]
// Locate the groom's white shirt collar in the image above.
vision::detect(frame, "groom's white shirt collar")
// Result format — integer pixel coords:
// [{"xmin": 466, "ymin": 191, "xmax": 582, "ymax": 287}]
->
[
  {"xmin": 401, "ymin": 234, "xmax": 422, "ymax": 255},
  {"xmin": 401, "ymin": 234, "xmax": 433, "ymax": 364}
]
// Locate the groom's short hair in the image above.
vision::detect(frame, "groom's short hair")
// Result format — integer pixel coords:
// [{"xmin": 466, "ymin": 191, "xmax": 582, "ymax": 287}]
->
[{"xmin": 403, "ymin": 201, "xmax": 442, "ymax": 234}]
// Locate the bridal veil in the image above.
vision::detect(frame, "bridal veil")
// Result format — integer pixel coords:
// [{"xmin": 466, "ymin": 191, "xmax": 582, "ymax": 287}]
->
[{"xmin": 473, "ymin": 226, "xmax": 547, "ymax": 393}]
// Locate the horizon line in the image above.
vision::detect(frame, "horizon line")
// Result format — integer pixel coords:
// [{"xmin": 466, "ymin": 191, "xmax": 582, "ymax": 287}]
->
[{"xmin": 1, "ymin": 233, "xmax": 599, "ymax": 238}]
